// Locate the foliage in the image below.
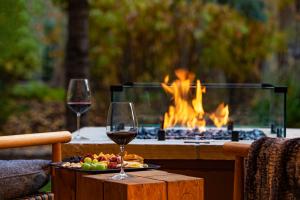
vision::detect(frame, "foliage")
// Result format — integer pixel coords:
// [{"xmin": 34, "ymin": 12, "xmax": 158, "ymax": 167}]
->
[
  {"xmin": 0, "ymin": 0, "xmax": 41, "ymax": 84},
  {"xmin": 89, "ymin": 0, "xmax": 282, "ymax": 85},
  {"xmin": 89, "ymin": 0, "xmax": 188, "ymax": 84},
  {"xmin": 211, "ymin": 0, "xmax": 267, "ymax": 22},
  {"xmin": 1, "ymin": 0, "xmax": 298, "ymax": 131},
  {"xmin": 199, "ymin": 3, "xmax": 283, "ymax": 82},
  {"xmin": 0, "ymin": 81, "xmax": 65, "ymax": 135},
  {"xmin": 85, "ymin": 0, "xmax": 286, "ymax": 125},
  {"xmin": 0, "ymin": 0, "xmax": 43, "ymax": 126},
  {"xmin": 275, "ymin": 64, "xmax": 300, "ymax": 128},
  {"xmin": 12, "ymin": 81, "xmax": 65, "ymax": 102}
]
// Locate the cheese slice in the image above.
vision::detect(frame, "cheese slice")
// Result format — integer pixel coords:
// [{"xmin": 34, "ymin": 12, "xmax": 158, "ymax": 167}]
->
[{"xmin": 124, "ymin": 161, "xmax": 144, "ymax": 168}]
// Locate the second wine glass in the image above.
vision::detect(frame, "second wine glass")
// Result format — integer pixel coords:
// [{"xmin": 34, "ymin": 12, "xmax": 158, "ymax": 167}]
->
[
  {"xmin": 106, "ymin": 102, "xmax": 138, "ymax": 180},
  {"xmin": 67, "ymin": 79, "xmax": 92, "ymax": 140}
]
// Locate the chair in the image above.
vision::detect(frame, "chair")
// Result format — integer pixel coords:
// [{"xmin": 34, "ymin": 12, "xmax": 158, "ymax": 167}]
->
[
  {"xmin": 0, "ymin": 131, "xmax": 72, "ymax": 199},
  {"xmin": 223, "ymin": 142, "xmax": 250, "ymax": 200},
  {"xmin": 224, "ymin": 139, "xmax": 300, "ymax": 200}
]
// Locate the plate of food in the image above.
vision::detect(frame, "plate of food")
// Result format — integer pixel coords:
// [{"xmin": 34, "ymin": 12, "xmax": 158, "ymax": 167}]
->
[{"xmin": 51, "ymin": 152, "xmax": 159, "ymax": 173}]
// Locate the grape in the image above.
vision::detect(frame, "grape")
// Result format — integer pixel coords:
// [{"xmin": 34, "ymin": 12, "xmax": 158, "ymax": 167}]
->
[
  {"xmin": 108, "ymin": 162, "xmax": 117, "ymax": 169},
  {"xmin": 84, "ymin": 157, "xmax": 92, "ymax": 163},
  {"xmin": 63, "ymin": 156, "xmax": 83, "ymax": 163},
  {"xmin": 95, "ymin": 163, "xmax": 107, "ymax": 170},
  {"xmin": 97, "ymin": 156, "xmax": 106, "ymax": 161},
  {"xmin": 109, "ymin": 156, "xmax": 118, "ymax": 162},
  {"xmin": 90, "ymin": 163, "xmax": 98, "ymax": 170},
  {"xmin": 81, "ymin": 163, "xmax": 91, "ymax": 170}
]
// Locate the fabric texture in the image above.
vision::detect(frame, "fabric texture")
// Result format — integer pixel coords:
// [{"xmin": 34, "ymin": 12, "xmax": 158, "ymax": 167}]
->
[
  {"xmin": 0, "ymin": 160, "xmax": 51, "ymax": 200},
  {"xmin": 245, "ymin": 137, "xmax": 300, "ymax": 200}
]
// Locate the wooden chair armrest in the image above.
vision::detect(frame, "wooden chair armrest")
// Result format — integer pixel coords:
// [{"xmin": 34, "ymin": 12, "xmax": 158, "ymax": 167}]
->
[
  {"xmin": 223, "ymin": 142, "xmax": 250, "ymax": 157},
  {"xmin": 0, "ymin": 131, "xmax": 72, "ymax": 162},
  {"xmin": 0, "ymin": 131, "xmax": 71, "ymax": 149}
]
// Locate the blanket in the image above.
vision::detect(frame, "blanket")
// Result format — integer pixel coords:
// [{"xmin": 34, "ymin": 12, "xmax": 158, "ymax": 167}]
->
[{"xmin": 245, "ymin": 137, "xmax": 300, "ymax": 200}]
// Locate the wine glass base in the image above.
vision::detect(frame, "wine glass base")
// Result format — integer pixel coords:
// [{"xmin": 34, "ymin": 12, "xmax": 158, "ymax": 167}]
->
[{"xmin": 111, "ymin": 172, "xmax": 132, "ymax": 180}]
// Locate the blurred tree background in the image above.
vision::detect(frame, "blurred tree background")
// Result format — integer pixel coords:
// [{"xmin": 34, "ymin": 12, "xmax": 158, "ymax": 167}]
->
[{"xmin": 0, "ymin": 0, "xmax": 299, "ymax": 135}]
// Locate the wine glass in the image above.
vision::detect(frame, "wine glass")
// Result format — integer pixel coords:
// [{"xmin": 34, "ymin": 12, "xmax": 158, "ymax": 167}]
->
[
  {"xmin": 106, "ymin": 102, "xmax": 138, "ymax": 180},
  {"xmin": 67, "ymin": 79, "xmax": 92, "ymax": 140}
]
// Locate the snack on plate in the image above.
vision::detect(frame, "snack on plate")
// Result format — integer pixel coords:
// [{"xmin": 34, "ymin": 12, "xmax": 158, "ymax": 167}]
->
[
  {"xmin": 61, "ymin": 152, "xmax": 145, "ymax": 171},
  {"xmin": 124, "ymin": 161, "xmax": 148, "ymax": 168},
  {"xmin": 124, "ymin": 152, "xmax": 144, "ymax": 164},
  {"xmin": 62, "ymin": 162, "xmax": 81, "ymax": 168}
]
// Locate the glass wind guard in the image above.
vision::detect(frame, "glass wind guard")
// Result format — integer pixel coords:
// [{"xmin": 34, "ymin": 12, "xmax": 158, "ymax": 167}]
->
[{"xmin": 111, "ymin": 83, "xmax": 286, "ymax": 140}]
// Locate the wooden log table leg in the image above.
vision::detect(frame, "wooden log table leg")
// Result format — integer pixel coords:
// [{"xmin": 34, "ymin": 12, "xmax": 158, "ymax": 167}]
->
[
  {"xmin": 76, "ymin": 170, "xmax": 204, "ymax": 200},
  {"xmin": 77, "ymin": 173, "xmax": 166, "ymax": 200}
]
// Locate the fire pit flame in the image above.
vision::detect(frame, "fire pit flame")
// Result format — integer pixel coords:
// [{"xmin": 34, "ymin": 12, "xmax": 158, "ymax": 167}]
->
[
  {"xmin": 162, "ymin": 69, "xmax": 229, "ymax": 129},
  {"xmin": 209, "ymin": 103, "xmax": 229, "ymax": 128}
]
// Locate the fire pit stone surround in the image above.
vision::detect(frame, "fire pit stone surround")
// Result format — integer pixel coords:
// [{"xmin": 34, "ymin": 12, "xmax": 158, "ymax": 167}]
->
[{"xmin": 137, "ymin": 127, "xmax": 266, "ymax": 140}]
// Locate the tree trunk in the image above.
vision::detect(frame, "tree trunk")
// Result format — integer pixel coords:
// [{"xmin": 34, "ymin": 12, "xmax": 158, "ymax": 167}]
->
[{"xmin": 65, "ymin": 0, "xmax": 89, "ymax": 131}]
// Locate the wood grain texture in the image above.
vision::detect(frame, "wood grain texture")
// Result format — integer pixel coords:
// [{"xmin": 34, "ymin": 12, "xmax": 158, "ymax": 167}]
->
[
  {"xmin": 223, "ymin": 142, "xmax": 249, "ymax": 200},
  {"xmin": 78, "ymin": 173, "xmax": 167, "ymax": 200},
  {"xmin": 147, "ymin": 159, "xmax": 234, "ymax": 200},
  {"xmin": 76, "ymin": 172, "xmax": 103, "ymax": 200},
  {"xmin": 223, "ymin": 142, "xmax": 250, "ymax": 157},
  {"xmin": 0, "ymin": 131, "xmax": 72, "ymax": 149},
  {"xmin": 76, "ymin": 171, "xmax": 204, "ymax": 200},
  {"xmin": 233, "ymin": 156, "xmax": 244, "ymax": 200},
  {"xmin": 103, "ymin": 177, "xmax": 166, "ymax": 200},
  {"xmin": 128, "ymin": 170, "xmax": 170, "ymax": 177},
  {"xmin": 149, "ymin": 174, "xmax": 204, "ymax": 200},
  {"xmin": 52, "ymin": 168, "xmax": 76, "ymax": 200},
  {"xmin": 52, "ymin": 143, "xmax": 62, "ymax": 162},
  {"xmin": 62, "ymin": 143, "xmax": 234, "ymax": 160},
  {"xmin": 199, "ymin": 145, "xmax": 233, "ymax": 160},
  {"xmin": 54, "ymin": 159, "xmax": 234, "ymax": 200}
]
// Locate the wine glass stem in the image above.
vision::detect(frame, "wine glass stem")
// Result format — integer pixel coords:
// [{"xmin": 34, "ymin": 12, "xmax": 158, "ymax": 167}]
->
[
  {"xmin": 76, "ymin": 113, "xmax": 81, "ymax": 139},
  {"xmin": 120, "ymin": 145, "xmax": 125, "ymax": 175}
]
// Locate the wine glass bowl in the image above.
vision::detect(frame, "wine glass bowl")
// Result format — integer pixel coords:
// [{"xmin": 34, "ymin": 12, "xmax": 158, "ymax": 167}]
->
[
  {"xmin": 67, "ymin": 79, "xmax": 92, "ymax": 140},
  {"xmin": 106, "ymin": 102, "xmax": 138, "ymax": 180}
]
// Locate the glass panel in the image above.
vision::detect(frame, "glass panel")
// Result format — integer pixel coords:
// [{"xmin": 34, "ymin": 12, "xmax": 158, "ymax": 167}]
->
[{"xmin": 111, "ymin": 83, "xmax": 286, "ymax": 140}]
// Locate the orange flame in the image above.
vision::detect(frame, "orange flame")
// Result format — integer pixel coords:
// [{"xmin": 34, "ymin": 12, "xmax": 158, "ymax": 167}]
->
[
  {"xmin": 162, "ymin": 69, "xmax": 229, "ymax": 129},
  {"xmin": 209, "ymin": 103, "xmax": 229, "ymax": 128}
]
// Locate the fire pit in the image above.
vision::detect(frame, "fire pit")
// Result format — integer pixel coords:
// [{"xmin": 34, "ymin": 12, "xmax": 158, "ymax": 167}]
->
[{"xmin": 111, "ymin": 70, "xmax": 287, "ymax": 141}]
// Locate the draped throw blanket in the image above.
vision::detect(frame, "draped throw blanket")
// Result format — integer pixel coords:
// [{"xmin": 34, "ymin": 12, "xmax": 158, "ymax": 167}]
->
[{"xmin": 245, "ymin": 137, "xmax": 300, "ymax": 200}]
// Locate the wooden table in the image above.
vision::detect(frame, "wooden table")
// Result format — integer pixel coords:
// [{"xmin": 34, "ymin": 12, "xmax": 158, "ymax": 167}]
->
[
  {"xmin": 53, "ymin": 169, "xmax": 204, "ymax": 200},
  {"xmin": 61, "ymin": 127, "xmax": 299, "ymax": 200},
  {"xmin": 61, "ymin": 128, "xmax": 237, "ymax": 200}
]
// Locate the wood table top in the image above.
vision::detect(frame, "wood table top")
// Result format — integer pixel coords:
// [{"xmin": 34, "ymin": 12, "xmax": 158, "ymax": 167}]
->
[{"xmin": 62, "ymin": 127, "xmax": 299, "ymax": 160}]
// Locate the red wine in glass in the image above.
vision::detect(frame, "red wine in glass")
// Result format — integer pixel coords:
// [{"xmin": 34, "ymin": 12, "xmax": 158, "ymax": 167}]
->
[
  {"xmin": 107, "ymin": 131, "xmax": 137, "ymax": 145},
  {"xmin": 67, "ymin": 102, "xmax": 91, "ymax": 115},
  {"xmin": 67, "ymin": 79, "xmax": 92, "ymax": 140},
  {"xmin": 106, "ymin": 102, "xmax": 138, "ymax": 180}
]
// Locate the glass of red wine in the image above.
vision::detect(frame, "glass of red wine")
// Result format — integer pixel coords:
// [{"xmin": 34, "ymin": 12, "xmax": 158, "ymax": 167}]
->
[
  {"xmin": 106, "ymin": 102, "xmax": 138, "ymax": 180},
  {"xmin": 67, "ymin": 79, "xmax": 92, "ymax": 140}
]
